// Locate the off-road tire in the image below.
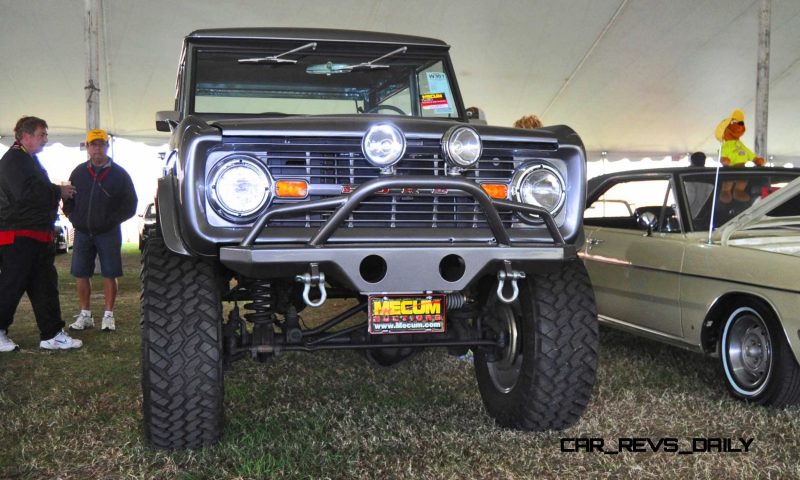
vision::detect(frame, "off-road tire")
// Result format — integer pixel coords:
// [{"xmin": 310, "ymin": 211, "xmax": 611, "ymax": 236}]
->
[
  {"xmin": 141, "ymin": 232, "xmax": 224, "ymax": 449},
  {"xmin": 474, "ymin": 260, "xmax": 598, "ymax": 430},
  {"xmin": 720, "ymin": 300, "xmax": 800, "ymax": 406}
]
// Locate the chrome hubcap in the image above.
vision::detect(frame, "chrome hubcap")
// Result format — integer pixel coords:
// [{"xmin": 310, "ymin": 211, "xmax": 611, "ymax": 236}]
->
[{"xmin": 726, "ymin": 311, "xmax": 771, "ymax": 392}]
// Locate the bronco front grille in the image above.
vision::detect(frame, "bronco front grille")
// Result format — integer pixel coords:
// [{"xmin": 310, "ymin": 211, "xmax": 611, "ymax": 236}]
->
[{"xmin": 244, "ymin": 136, "xmax": 540, "ymax": 228}]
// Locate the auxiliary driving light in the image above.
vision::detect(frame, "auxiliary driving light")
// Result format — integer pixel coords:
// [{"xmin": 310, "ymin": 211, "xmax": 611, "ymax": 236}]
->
[
  {"xmin": 361, "ymin": 124, "xmax": 406, "ymax": 169},
  {"xmin": 442, "ymin": 125, "xmax": 482, "ymax": 172}
]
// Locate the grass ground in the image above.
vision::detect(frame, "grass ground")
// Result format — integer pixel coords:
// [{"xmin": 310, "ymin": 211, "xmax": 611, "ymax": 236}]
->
[{"xmin": 1, "ymin": 245, "xmax": 799, "ymax": 479}]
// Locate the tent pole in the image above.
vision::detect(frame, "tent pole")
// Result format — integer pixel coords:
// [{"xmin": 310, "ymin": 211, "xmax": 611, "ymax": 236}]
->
[
  {"xmin": 754, "ymin": 0, "xmax": 771, "ymax": 159},
  {"xmin": 84, "ymin": 0, "xmax": 101, "ymax": 132}
]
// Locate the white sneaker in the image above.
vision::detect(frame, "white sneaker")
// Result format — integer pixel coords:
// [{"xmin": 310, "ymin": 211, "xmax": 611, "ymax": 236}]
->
[
  {"xmin": 101, "ymin": 313, "xmax": 116, "ymax": 332},
  {"xmin": 40, "ymin": 330, "xmax": 83, "ymax": 350},
  {"xmin": 0, "ymin": 329, "xmax": 19, "ymax": 352},
  {"xmin": 69, "ymin": 311, "xmax": 94, "ymax": 331}
]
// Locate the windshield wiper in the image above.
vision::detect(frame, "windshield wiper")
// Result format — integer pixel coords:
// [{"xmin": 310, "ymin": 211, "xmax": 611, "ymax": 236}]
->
[
  {"xmin": 333, "ymin": 46, "xmax": 408, "ymax": 72},
  {"xmin": 238, "ymin": 42, "xmax": 317, "ymax": 64}
]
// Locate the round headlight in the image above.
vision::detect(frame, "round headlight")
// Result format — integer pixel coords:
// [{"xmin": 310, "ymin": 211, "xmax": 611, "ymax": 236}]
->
[
  {"xmin": 513, "ymin": 165, "xmax": 565, "ymax": 214},
  {"xmin": 442, "ymin": 126, "xmax": 482, "ymax": 168},
  {"xmin": 208, "ymin": 156, "xmax": 271, "ymax": 221},
  {"xmin": 361, "ymin": 124, "xmax": 406, "ymax": 168}
]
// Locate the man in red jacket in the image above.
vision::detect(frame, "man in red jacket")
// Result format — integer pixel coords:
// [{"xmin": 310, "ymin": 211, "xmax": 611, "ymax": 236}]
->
[
  {"xmin": 0, "ymin": 116, "xmax": 82, "ymax": 351},
  {"xmin": 63, "ymin": 129, "xmax": 137, "ymax": 333}
]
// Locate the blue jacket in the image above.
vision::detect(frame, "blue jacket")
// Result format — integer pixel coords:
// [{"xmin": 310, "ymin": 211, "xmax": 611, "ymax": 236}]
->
[{"xmin": 63, "ymin": 158, "xmax": 138, "ymax": 235}]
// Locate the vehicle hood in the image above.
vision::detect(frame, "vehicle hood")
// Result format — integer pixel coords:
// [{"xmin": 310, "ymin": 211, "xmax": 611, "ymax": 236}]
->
[
  {"xmin": 720, "ymin": 174, "xmax": 800, "ymax": 247},
  {"xmin": 207, "ymin": 115, "xmax": 563, "ymax": 144}
]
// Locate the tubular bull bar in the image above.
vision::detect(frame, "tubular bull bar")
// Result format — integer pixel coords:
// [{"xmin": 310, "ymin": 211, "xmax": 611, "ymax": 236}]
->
[{"xmin": 219, "ymin": 176, "xmax": 571, "ymax": 295}]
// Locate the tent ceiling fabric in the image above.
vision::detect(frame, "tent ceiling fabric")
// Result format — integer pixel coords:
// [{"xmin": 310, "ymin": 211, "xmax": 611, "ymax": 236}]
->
[{"xmin": 1, "ymin": 0, "xmax": 799, "ymax": 159}]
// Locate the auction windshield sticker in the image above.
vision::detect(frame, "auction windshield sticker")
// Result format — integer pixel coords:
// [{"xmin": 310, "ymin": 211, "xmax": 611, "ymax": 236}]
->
[
  {"xmin": 368, "ymin": 294, "xmax": 445, "ymax": 334},
  {"xmin": 424, "ymin": 72, "xmax": 454, "ymax": 114},
  {"xmin": 420, "ymin": 92, "xmax": 449, "ymax": 110},
  {"xmin": 560, "ymin": 437, "xmax": 753, "ymax": 454}
]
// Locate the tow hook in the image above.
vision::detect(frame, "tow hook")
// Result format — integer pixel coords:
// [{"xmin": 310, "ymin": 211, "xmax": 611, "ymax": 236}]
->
[
  {"xmin": 496, "ymin": 260, "xmax": 525, "ymax": 304},
  {"xmin": 295, "ymin": 263, "xmax": 327, "ymax": 307}
]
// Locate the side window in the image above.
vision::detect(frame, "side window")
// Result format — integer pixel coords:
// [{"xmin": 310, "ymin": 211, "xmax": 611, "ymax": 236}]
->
[
  {"xmin": 585, "ymin": 179, "xmax": 681, "ymax": 232},
  {"xmin": 417, "ymin": 61, "xmax": 456, "ymax": 118},
  {"xmin": 683, "ymin": 173, "xmax": 797, "ymax": 231}
]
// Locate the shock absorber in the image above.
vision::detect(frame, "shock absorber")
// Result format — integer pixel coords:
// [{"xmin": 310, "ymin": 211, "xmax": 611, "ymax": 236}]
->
[{"xmin": 244, "ymin": 279, "xmax": 276, "ymax": 360}]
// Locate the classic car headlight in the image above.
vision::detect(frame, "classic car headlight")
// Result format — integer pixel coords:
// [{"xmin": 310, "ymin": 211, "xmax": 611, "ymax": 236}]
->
[
  {"xmin": 442, "ymin": 125, "xmax": 482, "ymax": 171},
  {"xmin": 361, "ymin": 124, "xmax": 406, "ymax": 168},
  {"xmin": 512, "ymin": 164, "xmax": 565, "ymax": 215},
  {"xmin": 207, "ymin": 156, "xmax": 271, "ymax": 221}
]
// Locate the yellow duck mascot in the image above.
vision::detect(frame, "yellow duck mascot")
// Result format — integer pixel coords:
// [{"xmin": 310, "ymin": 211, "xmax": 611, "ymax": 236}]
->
[{"xmin": 716, "ymin": 109, "xmax": 765, "ymax": 203}]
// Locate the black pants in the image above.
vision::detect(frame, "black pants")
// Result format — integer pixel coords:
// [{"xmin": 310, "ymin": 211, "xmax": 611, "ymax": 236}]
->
[{"xmin": 0, "ymin": 237, "xmax": 65, "ymax": 340}]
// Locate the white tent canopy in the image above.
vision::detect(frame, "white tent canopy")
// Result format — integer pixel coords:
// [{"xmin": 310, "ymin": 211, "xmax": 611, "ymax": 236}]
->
[{"xmin": 2, "ymin": 0, "xmax": 799, "ymax": 162}]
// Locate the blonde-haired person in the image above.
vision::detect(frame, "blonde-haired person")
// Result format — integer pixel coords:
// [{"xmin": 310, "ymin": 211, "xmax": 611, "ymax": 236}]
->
[{"xmin": 513, "ymin": 114, "xmax": 543, "ymax": 129}]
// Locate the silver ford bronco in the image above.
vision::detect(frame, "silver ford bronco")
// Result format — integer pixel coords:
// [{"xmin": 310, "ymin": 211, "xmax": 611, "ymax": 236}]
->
[{"xmin": 142, "ymin": 28, "xmax": 598, "ymax": 449}]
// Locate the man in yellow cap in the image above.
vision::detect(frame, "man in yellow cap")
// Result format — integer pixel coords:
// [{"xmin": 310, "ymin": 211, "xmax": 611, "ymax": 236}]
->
[{"xmin": 63, "ymin": 129, "xmax": 137, "ymax": 332}]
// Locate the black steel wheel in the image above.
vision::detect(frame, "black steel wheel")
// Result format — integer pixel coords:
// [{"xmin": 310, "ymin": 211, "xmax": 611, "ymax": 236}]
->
[
  {"xmin": 141, "ymin": 232, "xmax": 224, "ymax": 449},
  {"xmin": 474, "ymin": 260, "xmax": 598, "ymax": 431},
  {"xmin": 720, "ymin": 301, "xmax": 800, "ymax": 406}
]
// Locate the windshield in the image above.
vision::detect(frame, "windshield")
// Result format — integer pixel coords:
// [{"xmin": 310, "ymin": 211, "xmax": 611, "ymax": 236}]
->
[
  {"xmin": 190, "ymin": 42, "xmax": 460, "ymax": 118},
  {"xmin": 681, "ymin": 171, "xmax": 800, "ymax": 231}
]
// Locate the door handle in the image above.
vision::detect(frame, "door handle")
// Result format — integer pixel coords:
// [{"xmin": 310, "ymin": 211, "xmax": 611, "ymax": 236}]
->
[{"xmin": 588, "ymin": 238, "xmax": 604, "ymax": 246}]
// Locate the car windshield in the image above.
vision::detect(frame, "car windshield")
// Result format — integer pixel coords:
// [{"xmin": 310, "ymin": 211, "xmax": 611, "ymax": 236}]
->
[
  {"xmin": 191, "ymin": 42, "xmax": 459, "ymax": 118},
  {"xmin": 681, "ymin": 171, "xmax": 800, "ymax": 231}
]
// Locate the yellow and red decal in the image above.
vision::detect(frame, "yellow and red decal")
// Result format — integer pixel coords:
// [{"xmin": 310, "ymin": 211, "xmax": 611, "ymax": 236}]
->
[
  {"xmin": 368, "ymin": 294, "xmax": 446, "ymax": 334},
  {"xmin": 420, "ymin": 92, "xmax": 449, "ymax": 110}
]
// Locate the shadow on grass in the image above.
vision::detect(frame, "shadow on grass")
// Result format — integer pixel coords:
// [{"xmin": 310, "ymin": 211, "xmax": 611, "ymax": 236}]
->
[{"xmin": 1, "ymin": 247, "xmax": 799, "ymax": 478}]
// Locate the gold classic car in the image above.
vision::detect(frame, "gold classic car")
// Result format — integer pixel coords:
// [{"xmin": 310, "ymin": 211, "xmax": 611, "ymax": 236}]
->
[{"xmin": 582, "ymin": 166, "xmax": 800, "ymax": 406}]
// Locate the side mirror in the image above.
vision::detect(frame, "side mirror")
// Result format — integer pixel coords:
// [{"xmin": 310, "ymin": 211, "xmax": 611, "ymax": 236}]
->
[
  {"xmin": 635, "ymin": 209, "xmax": 657, "ymax": 236},
  {"xmin": 155, "ymin": 111, "xmax": 179, "ymax": 132}
]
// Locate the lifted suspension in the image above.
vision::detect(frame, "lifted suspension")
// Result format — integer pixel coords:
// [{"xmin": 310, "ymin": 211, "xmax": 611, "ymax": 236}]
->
[{"xmin": 224, "ymin": 290, "xmax": 503, "ymax": 360}]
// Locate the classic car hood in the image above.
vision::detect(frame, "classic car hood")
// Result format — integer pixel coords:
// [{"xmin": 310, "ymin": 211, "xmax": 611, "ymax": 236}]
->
[
  {"xmin": 720, "ymin": 174, "xmax": 800, "ymax": 246},
  {"xmin": 208, "ymin": 115, "xmax": 563, "ymax": 144}
]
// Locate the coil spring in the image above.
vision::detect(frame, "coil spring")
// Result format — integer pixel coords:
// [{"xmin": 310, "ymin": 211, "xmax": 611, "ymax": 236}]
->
[
  {"xmin": 446, "ymin": 292, "xmax": 466, "ymax": 310},
  {"xmin": 244, "ymin": 280, "xmax": 275, "ymax": 326}
]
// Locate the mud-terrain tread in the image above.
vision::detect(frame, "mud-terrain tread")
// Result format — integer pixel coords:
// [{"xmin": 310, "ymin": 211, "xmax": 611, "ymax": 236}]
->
[
  {"xmin": 476, "ymin": 260, "xmax": 598, "ymax": 431},
  {"xmin": 141, "ymin": 234, "xmax": 223, "ymax": 449}
]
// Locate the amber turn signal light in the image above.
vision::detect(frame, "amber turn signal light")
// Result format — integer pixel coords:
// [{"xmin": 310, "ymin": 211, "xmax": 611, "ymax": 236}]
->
[
  {"xmin": 275, "ymin": 180, "xmax": 308, "ymax": 198},
  {"xmin": 481, "ymin": 183, "xmax": 508, "ymax": 199}
]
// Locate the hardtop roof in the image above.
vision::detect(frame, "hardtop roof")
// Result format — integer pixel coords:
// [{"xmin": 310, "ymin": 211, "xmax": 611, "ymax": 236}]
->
[
  {"xmin": 588, "ymin": 166, "xmax": 800, "ymax": 192},
  {"xmin": 186, "ymin": 28, "xmax": 449, "ymax": 48}
]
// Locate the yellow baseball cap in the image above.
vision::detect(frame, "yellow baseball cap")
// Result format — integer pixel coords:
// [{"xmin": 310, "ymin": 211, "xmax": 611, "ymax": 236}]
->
[
  {"xmin": 86, "ymin": 128, "xmax": 109, "ymax": 144},
  {"xmin": 715, "ymin": 109, "xmax": 744, "ymax": 142}
]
